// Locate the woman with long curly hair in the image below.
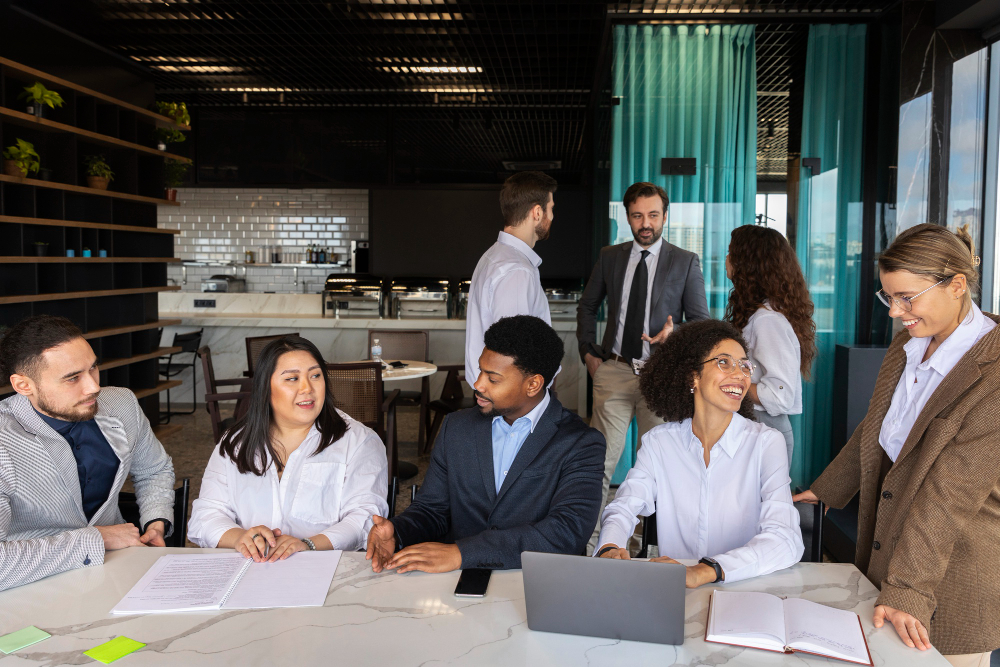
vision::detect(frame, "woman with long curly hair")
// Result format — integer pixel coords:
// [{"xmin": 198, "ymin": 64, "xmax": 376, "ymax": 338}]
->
[
  {"xmin": 725, "ymin": 224, "xmax": 816, "ymax": 465},
  {"xmin": 595, "ymin": 319, "xmax": 803, "ymax": 588}
]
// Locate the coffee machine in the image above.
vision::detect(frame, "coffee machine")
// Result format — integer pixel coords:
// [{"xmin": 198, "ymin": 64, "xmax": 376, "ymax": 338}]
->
[{"xmin": 350, "ymin": 240, "xmax": 370, "ymax": 273}]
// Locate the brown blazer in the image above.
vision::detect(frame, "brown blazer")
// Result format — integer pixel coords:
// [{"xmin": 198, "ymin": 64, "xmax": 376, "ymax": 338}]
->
[{"xmin": 812, "ymin": 312, "xmax": 1000, "ymax": 654}]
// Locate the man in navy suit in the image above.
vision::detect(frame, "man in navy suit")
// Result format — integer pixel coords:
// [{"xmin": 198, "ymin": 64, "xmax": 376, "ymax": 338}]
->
[{"xmin": 367, "ymin": 315, "xmax": 606, "ymax": 573}]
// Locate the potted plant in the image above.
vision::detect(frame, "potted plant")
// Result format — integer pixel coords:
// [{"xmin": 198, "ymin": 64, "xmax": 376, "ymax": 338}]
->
[
  {"xmin": 34, "ymin": 241, "xmax": 49, "ymax": 257},
  {"xmin": 163, "ymin": 158, "xmax": 189, "ymax": 201},
  {"xmin": 153, "ymin": 101, "xmax": 190, "ymax": 150},
  {"xmin": 18, "ymin": 82, "xmax": 64, "ymax": 119},
  {"xmin": 82, "ymin": 247, "xmax": 92, "ymax": 258},
  {"xmin": 2, "ymin": 139, "xmax": 40, "ymax": 177},
  {"xmin": 84, "ymin": 155, "xmax": 114, "ymax": 190}
]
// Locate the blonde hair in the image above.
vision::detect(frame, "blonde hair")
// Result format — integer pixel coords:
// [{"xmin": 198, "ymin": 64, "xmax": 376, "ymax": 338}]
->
[{"xmin": 878, "ymin": 223, "xmax": 980, "ymax": 307}]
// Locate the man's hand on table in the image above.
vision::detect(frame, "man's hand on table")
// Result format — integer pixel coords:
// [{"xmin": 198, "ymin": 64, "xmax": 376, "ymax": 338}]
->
[
  {"xmin": 139, "ymin": 520, "xmax": 167, "ymax": 547},
  {"xmin": 97, "ymin": 523, "xmax": 146, "ymax": 550},
  {"xmin": 387, "ymin": 543, "xmax": 462, "ymax": 574},
  {"xmin": 366, "ymin": 515, "xmax": 397, "ymax": 573}
]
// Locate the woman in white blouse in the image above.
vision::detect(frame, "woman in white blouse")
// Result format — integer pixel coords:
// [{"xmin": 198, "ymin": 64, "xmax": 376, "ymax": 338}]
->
[
  {"xmin": 596, "ymin": 319, "xmax": 803, "ymax": 587},
  {"xmin": 724, "ymin": 225, "xmax": 816, "ymax": 465},
  {"xmin": 189, "ymin": 336, "xmax": 388, "ymax": 561}
]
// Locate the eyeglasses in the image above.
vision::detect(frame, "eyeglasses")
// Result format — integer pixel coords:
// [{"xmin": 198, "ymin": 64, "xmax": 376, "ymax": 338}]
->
[
  {"xmin": 702, "ymin": 354, "xmax": 754, "ymax": 377},
  {"xmin": 875, "ymin": 279, "xmax": 945, "ymax": 312}
]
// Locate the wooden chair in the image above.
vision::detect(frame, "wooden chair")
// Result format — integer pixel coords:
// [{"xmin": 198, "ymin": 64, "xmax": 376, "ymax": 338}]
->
[
  {"xmin": 118, "ymin": 479, "xmax": 191, "ymax": 548},
  {"xmin": 199, "ymin": 346, "xmax": 252, "ymax": 443},
  {"xmin": 367, "ymin": 329, "xmax": 430, "ymax": 451},
  {"xmin": 425, "ymin": 364, "xmax": 475, "ymax": 454},
  {"xmin": 326, "ymin": 361, "xmax": 401, "ymax": 517},
  {"xmin": 244, "ymin": 333, "xmax": 300, "ymax": 377}
]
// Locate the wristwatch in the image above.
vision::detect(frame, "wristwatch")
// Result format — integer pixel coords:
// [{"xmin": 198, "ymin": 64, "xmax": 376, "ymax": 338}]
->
[
  {"xmin": 301, "ymin": 537, "xmax": 316, "ymax": 551},
  {"xmin": 699, "ymin": 557, "xmax": 723, "ymax": 583}
]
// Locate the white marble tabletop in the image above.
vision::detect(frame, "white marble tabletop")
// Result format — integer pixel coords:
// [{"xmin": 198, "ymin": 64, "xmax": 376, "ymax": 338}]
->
[
  {"xmin": 380, "ymin": 360, "xmax": 437, "ymax": 382},
  {"xmin": 0, "ymin": 549, "xmax": 950, "ymax": 666}
]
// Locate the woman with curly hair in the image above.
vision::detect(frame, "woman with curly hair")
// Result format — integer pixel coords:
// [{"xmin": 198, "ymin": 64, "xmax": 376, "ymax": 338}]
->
[
  {"xmin": 595, "ymin": 319, "xmax": 803, "ymax": 588},
  {"xmin": 725, "ymin": 224, "xmax": 816, "ymax": 465}
]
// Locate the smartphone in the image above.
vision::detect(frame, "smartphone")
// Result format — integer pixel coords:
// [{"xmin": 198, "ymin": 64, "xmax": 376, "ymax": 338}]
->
[
  {"xmin": 389, "ymin": 360, "xmax": 408, "ymax": 368},
  {"xmin": 454, "ymin": 568, "xmax": 492, "ymax": 597}
]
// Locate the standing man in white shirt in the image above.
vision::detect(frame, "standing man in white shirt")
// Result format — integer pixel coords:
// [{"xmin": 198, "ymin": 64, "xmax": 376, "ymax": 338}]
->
[
  {"xmin": 465, "ymin": 171, "xmax": 558, "ymax": 387},
  {"xmin": 577, "ymin": 182, "xmax": 710, "ymax": 552}
]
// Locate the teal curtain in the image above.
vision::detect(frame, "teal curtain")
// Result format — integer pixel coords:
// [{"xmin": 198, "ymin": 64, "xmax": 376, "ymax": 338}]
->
[
  {"xmin": 612, "ymin": 23, "xmax": 757, "ymax": 318},
  {"xmin": 609, "ymin": 24, "xmax": 756, "ymax": 479},
  {"xmin": 791, "ymin": 24, "xmax": 867, "ymax": 488}
]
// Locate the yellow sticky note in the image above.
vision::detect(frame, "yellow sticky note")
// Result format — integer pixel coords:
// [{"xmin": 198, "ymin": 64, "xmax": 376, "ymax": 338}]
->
[{"xmin": 84, "ymin": 636, "xmax": 145, "ymax": 664}]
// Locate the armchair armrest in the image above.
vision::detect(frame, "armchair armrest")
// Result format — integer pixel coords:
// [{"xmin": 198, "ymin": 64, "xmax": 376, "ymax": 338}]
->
[
  {"xmin": 204, "ymin": 392, "xmax": 250, "ymax": 403},
  {"xmin": 215, "ymin": 377, "xmax": 251, "ymax": 388}
]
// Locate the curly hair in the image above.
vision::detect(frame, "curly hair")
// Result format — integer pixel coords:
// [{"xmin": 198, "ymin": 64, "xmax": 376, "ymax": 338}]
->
[
  {"xmin": 483, "ymin": 315, "xmax": 563, "ymax": 386},
  {"xmin": 724, "ymin": 224, "xmax": 816, "ymax": 378},
  {"xmin": 639, "ymin": 319, "xmax": 756, "ymax": 422}
]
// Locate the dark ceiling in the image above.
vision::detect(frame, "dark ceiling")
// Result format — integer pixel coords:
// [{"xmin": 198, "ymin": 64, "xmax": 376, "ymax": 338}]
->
[{"xmin": 16, "ymin": 0, "xmax": 896, "ymax": 185}]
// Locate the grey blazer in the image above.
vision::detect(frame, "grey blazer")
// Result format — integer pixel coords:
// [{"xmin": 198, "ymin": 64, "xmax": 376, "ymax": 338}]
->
[
  {"xmin": 577, "ymin": 240, "xmax": 711, "ymax": 362},
  {"xmin": 0, "ymin": 387, "xmax": 175, "ymax": 592}
]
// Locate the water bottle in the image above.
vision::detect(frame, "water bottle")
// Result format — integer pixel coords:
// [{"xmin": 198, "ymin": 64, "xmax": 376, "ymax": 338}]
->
[{"xmin": 371, "ymin": 338, "xmax": 383, "ymax": 367}]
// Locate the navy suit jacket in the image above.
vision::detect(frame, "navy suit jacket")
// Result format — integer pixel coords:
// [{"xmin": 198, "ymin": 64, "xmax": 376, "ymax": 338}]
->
[{"xmin": 391, "ymin": 394, "xmax": 606, "ymax": 569}]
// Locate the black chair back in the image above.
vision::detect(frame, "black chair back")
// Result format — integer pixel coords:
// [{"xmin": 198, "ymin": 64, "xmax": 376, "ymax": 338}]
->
[
  {"xmin": 637, "ymin": 512, "xmax": 658, "ymax": 558},
  {"xmin": 172, "ymin": 329, "xmax": 204, "ymax": 354},
  {"xmin": 118, "ymin": 479, "xmax": 190, "ymax": 548},
  {"xmin": 245, "ymin": 333, "xmax": 300, "ymax": 376}
]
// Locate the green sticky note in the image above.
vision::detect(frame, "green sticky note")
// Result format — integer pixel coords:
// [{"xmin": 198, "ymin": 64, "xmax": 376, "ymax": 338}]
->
[
  {"xmin": 84, "ymin": 636, "xmax": 146, "ymax": 664},
  {"xmin": 0, "ymin": 626, "xmax": 51, "ymax": 654}
]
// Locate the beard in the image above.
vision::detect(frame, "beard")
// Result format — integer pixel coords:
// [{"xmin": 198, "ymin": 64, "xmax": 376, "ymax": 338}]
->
[
  {"xmin": 37, "ymin": 389, "xmax": 99, "ymax": 422},
  {"xmin": 632, "ymin": 225, "xmax": 663, "ymax": 247},
  {"xmin": 474, "ymin": 390, "xmax": 514, "ymax": 419},
  {"xmin": 534, "ymin": 215, "xmax": 552, "ymax": 241}
]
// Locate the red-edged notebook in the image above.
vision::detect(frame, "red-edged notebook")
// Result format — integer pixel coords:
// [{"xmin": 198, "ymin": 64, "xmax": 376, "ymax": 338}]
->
[{"xmin": 705, "ymin": 590, "xmax": 873, "ymax": 666}]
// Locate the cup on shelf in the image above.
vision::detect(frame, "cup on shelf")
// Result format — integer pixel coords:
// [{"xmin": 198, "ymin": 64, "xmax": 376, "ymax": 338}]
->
[
  {"xmin": 66, "ymin": 249, "xmax": 75, "ymax": 257},
  {"xmin": 99, "ymin": 249, "xmax": 107, "ymax": 257},
  {"xmin": 82, "ymin": 249, "xmax": 92, "ymax": 258}
]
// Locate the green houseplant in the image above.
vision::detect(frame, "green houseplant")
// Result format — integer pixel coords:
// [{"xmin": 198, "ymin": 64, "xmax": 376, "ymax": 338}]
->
[
  {"xmin": 34, "ymin": 241, "xmax": 49, "ymax": 257},
  {"xmin": 153, "ymin": 101, "xmax": 190, "ymax": 150},
  {"xmin": 83, "ymin": 155, "xmax": 114, "ymax": 190},
  {"xmin": 18, "ymin": 82, "xmax": 64, "ymax": 118},
  {"xmin": 2, "ymin": 139, "xmax": 40, "ymax": 177},
  {"xmin": 163, "ymin": 158, "xmax": 190, "ymax": 201}
]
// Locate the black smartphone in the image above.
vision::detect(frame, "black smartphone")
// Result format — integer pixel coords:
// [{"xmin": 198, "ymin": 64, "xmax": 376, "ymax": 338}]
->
[
  {"xmin": 454, "ymin": 568, "xmax": 492, "ymax": 597},
  {"xmin": 389, "ymin": 360, "xmax": 408, "ymax": 368}
]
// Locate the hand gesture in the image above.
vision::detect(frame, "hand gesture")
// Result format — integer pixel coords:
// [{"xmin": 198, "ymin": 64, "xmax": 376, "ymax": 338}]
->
[
  {"xmin": 266, "ymin": 534, "xmax": 308, "ymax": 562},
  {"xmin": 596, "ymin": 543, "xmax": 630, "ymax": 559},
  {"xmin": 387, "ymin": 542, "xmax": 462, "ymax": 574},
  {"xmin": 236, "ymin": 525, "xmax": 281, "ymax": 562},
  {"xmin": 641, "ymin": 316, "xmax": 673, "ymax": 345},
  {"xmin": 97, "ymin": 523, "xmax": 145, "ymax": 550},
  {"xmin": 366, "ymin": 515, "xmax": 397, "ymax": 573},
  {"xmin": 139, "ymin": 520, "xmax": 167, "ymax": 547},
  {"xmin": 874, "ymin": 605, "xmax": 932, "ymax": 650}
]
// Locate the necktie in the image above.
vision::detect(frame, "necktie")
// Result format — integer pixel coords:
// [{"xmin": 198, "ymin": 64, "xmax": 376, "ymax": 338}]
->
[{"xmin": 621, "ymin": 250, "xmax": 650, "ymax": 362}]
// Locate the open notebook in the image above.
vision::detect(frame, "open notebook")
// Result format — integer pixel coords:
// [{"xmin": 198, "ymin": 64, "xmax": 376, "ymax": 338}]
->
[
  {"xmin": 111, "ymin": 551, "xmax": 342, "ymax": 614},
  {"xmin": 705, "ymin": 590, "xmax": 873, "ymax": 665}
]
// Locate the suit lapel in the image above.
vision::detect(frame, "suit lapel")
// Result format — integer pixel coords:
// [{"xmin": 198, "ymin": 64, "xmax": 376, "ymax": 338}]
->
[
  {"xmin": 474, "ymin": 416, "xmax": 497, "ymax": 505},
  {"xmin": 609, "ymin": 243, "xmax": 631, "ymax": 317},
  {"xmin": 495, "ymin": 399, "xmax": 560, "ymax": 505},
  {"xmin": 649, "ymin": 242, "xmax": 674, "ymax": 308},
  {"xmin": 91, "ymin": 414, "xmax": 129, "ymax": 524}
]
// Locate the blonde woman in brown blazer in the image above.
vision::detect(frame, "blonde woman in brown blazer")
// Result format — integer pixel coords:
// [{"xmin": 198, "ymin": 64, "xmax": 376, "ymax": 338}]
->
[{"xmin": 794, "ymin": 223, "xmax": 1000, "ymax": 667}]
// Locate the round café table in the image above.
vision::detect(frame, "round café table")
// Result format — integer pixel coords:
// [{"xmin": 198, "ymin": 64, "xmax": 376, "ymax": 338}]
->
[{"xmin": 380, "ymin": 360, "xmax": 437, "ymax": 481}]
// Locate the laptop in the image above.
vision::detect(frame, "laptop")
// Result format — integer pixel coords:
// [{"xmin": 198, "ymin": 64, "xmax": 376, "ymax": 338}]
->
[{"xmin": 521, "ymin": 551, "xmax": 686, "ymax": 645}]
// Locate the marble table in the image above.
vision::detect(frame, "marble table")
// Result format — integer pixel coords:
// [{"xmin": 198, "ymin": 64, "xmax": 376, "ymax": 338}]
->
[
  {"xmin": 381, "ymin": 360, "xmax": 437, "ymax": 382},
  {"xmin": 0, "ymin": 549, "xmax": 950, "ymax": 666}
]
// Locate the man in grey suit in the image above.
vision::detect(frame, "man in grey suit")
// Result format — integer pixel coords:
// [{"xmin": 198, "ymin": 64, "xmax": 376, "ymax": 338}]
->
[
  {"xmin": 367, "ymin": 315, "xmax": 605, "ymax": 573},
  {"xmin": 577, "ymin": 182, "xmax": 710, "ymax": 551},
  {"xmin": 0, "ymin": 315, "xmax": 175, "ymax": 591}
]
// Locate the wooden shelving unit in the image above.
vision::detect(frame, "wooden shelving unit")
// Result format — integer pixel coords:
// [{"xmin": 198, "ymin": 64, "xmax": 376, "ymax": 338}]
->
[{"xmin": 0, "ymin": 57, "xmax": 184, "ymax": 426}]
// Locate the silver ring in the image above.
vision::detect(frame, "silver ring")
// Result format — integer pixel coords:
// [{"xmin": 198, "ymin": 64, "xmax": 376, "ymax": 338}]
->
[{"xmin": 251, "ymin": 533, "xmax": 261, "ymax": 540}]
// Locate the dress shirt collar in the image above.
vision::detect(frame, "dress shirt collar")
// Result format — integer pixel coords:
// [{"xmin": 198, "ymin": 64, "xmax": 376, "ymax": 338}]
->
[
  {"xmin": 492, "ymin": 388, "xmax": 551, "ymax": 434},
  {"xmin": 683, "ymin": 412, "xmax": 747, "ymax": 459},
  {"xmin": 903, "ymin": 302, "xmax": 985, "ymax": 375},
  {"xmin": 497, "ymin": 231, "xmax": 542, "ymax": 268},
  {"xmin": 630, "ymin": 236, "xmax": 663, "ymax": 258}
]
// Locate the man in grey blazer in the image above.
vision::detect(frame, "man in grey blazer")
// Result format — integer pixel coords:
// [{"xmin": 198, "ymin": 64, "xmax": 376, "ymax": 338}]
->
[
  {"xmin": 0, "ymin": 315, "xmax": 175, "ymax": 592},
  {"xmin": 367, "ymin": 315, "xmax": 605, "ymax": 573},
  {"xmin": 577, "ymin": 182, "xmax": 710, "ymax": 551}
]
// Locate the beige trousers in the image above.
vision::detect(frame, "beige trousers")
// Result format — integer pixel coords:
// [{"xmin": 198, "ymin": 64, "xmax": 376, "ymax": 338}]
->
[
  {"xmin": 944, "ymin": 653, "xmax": 991, "ymax": 667},
  {"xmin": 587, "ymin": 358, "xmax": 667, "ymax": 553}
]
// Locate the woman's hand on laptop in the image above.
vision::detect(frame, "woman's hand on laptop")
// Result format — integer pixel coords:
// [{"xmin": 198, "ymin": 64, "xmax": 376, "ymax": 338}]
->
[
  {"xmin": 651, "ymin": 556, "xmax": 720, "ymax": 589},
  {"xmin": 596, "ymin": 543, "xmax": 630, "ymax": 559}
]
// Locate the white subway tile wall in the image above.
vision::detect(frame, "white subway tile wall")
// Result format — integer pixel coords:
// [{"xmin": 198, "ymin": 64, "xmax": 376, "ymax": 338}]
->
[{"xmin": 160, "ymin": 187, "xmax": 369, "ymax": 294}]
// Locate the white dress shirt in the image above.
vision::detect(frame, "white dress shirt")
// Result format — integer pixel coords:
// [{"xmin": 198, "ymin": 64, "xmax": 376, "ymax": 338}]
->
[
  {"xmin": 188, "ymin": 413, "xmax": 389, "ymax": 551},
  {"xmin": 597, "ymin": 413, "xmax": 803, "ymax": 583},
  {"xmin": 612, "ymin": 237, "xmax": 663, "ymax": 361},
  {"xmin": 465, "ymin": 231, "xmax": 551, "ymax": 385},
  {"xmin": 743, "ymin": 303, "xmax": 803, "ymax": 416},
  {"xmin": 879, "ymin": 302, "xmax": 996, "ymax": 462}
]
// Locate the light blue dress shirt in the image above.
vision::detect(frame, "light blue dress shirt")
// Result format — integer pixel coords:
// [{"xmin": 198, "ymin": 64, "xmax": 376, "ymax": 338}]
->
[{"xmin": 490, "ymin": 390, "xmax": 551, "ymax": 493}]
